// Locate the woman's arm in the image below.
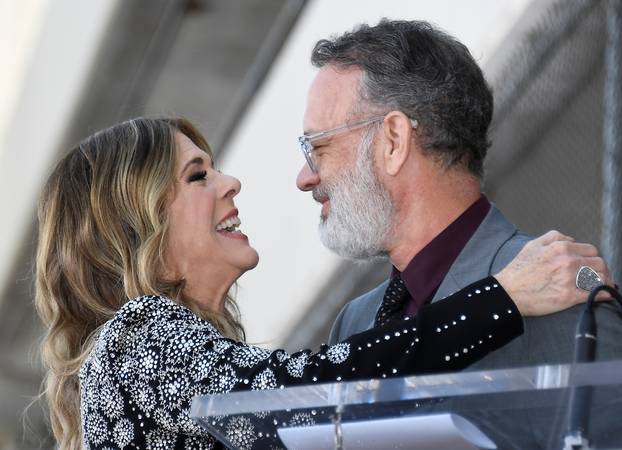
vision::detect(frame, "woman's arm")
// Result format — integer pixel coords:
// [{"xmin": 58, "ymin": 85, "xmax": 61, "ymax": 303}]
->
[
  {"xmin": 82, "ymin": 276, "xmax": 520, "ymax": 447},
  {"xmin": 191, "ymin": 276, "xmax": 520, "ymax": 391}
]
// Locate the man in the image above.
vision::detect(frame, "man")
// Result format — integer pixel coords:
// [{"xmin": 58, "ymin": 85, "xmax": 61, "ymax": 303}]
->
[{"xmin": 295, "ymin": 19, "xmax": 622, "ymax": 369}]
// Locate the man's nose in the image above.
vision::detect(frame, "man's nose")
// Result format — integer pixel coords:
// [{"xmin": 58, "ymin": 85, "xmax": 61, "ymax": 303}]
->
[{"xmin": 296, "ymin": 163, "xmax": 320, "ymax": 191}]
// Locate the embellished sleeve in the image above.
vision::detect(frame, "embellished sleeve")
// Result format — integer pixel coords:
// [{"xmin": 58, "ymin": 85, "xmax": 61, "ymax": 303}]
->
[
  {"xmin": 154, "ymin": 276, "xmax": 520, "ymax": 419},
  {"xmin": 184, "ymin": 276, "xmax": 522, "ymax": 394},
  {"xmin": 80, "ymin": 276, "xmax": 522, "ymax": 449},
  {"xmin": 102, "ymin": 276, "xmax": 521, "ymax": 447}
]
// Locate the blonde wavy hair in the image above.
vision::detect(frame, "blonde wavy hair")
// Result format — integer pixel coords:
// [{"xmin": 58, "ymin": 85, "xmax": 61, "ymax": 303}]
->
[{"xmin": 35, "ymin": 117, "xmax": 244, "ymax": 449}]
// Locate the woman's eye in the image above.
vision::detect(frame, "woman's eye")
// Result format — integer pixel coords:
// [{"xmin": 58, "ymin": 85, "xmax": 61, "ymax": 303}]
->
[{"xmin": 188, "ymin": 170, "xmax": 207, "ymax": 182}]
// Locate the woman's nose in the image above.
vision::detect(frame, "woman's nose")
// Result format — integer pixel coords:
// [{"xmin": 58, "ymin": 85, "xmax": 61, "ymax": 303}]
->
[{"xmin": 219, "ymin": 172, "xmax": 242, "ymax": 198}]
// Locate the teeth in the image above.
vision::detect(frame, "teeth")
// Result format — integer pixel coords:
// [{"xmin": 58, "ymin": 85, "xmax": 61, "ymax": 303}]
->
[{"xmin": 216, "ymin": 215, "xmax": 242, "ymax": 232}]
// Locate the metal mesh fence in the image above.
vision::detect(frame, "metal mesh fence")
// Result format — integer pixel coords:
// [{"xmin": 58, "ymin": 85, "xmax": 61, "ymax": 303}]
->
[{"xmin": 485, "ymin": 0, "xmax": 608, "ymax": 248}]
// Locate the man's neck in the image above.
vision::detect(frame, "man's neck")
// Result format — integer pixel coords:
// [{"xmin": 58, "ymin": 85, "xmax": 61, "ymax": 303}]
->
[{"xmin": 388, "ymin": 187, "xmax": 482, "ymax": 271}]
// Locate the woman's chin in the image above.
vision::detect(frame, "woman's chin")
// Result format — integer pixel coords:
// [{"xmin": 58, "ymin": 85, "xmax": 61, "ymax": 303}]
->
[
  {"xmin": 234, "ymin": 249, "xmax": 260, "ymax": 276},
  {"xmin": 245, "ymin": 250, "xmax": 260, "ymax": 271}
]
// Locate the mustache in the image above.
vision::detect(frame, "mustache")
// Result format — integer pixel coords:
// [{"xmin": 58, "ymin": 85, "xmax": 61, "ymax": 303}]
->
[{"xmin": 312, "ymin": 184, "xmax": 330, "ymax": 203}]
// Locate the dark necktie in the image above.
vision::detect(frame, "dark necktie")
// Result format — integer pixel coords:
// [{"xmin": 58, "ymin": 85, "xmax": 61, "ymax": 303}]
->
[{"xmin": 374, "ymin": 276, "xmax": 410, "ymax": 327}]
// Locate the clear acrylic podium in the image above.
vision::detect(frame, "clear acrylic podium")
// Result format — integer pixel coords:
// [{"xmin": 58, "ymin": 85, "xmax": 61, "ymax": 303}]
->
[{"xmin": 191, "ymin": 360, "xmax": 622, "ymax": 450}]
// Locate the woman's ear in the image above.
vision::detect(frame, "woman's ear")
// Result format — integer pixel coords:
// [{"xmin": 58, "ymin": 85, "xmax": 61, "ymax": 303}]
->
[{"xmin": 381, "ymin": 111, "xmax": 415, "ymax": 176}]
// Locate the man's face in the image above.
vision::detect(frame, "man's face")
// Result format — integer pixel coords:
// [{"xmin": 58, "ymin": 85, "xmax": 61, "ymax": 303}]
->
[{"xmin": 296, "ymin": 66, "xmax": 393, "ymax": 260}]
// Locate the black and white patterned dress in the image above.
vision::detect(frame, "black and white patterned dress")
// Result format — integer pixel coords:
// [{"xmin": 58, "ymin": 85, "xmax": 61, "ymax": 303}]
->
[{"xmin": 79, "ymin": 276, "xmax": 522, "ymax": 449}]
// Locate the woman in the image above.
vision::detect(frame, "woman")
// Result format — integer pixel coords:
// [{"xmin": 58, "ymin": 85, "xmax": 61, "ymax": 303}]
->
[{"xmin": 35, "ymin": 117, "xmax": 593, "ymax": 449}]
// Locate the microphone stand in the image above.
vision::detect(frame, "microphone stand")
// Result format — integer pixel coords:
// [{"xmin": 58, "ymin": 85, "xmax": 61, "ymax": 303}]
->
[{"xmin": 562, "ymin": 285, "xmax": 622, "ymax": 450}]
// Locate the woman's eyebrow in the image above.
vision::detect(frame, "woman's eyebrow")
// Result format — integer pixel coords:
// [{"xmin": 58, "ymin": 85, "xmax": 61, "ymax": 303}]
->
[{"xmin": 180, "ymin": 157, "xmax": 204, "ymax": 175}]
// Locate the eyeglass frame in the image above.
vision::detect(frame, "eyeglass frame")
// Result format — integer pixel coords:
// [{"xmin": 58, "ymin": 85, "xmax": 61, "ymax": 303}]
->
[{"xmin": 297, "ymin": 114, "xmax": 418, "ymax": 173}]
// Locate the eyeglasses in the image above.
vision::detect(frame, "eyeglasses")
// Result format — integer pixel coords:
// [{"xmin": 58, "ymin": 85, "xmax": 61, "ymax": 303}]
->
[{"xmin": 297, "ymin": 115, "xmax": 418, "ymax": 173}]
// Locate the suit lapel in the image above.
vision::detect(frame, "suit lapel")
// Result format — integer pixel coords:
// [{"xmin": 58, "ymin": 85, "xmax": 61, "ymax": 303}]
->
[{"xmin": 432, "ymin": 205, "xmax": 518, "ymax": 302}]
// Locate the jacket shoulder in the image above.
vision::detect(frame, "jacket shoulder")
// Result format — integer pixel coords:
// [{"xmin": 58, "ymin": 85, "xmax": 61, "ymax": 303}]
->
[
  {"xmin": 328, "ymin": 280, "xmax": 389, "ymax": 344},
  {"xmin": 490, "ymin": 230, "xmax": 531, "ymax": 273}
]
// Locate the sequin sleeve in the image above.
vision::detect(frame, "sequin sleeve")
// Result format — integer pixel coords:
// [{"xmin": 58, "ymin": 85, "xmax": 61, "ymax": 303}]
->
[
  {"xmin": 189, "ymin": 276, "xmax": 522, "ymax": 392},
  {"xmin": 79, "ymin": 276, "xmax": 522, "ymax": 449}
]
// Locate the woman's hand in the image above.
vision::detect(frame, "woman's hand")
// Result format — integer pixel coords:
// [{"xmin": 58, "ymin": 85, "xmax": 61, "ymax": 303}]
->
[{"xmin": 495, "ymin": 230, "xmax": 614, "ymax": 316}]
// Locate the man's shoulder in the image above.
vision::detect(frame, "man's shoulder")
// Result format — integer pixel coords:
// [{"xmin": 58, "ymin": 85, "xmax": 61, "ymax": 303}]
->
[
  {"xmin": 462, "ymin": 204, "xmax": 533, "ymax": 269},
  {"xmin": 328, "ymin": 279, "xmax": 389, "ymax": 344},
  {"xmin": 491, "ymin": 229, "xmax": 531, "ymax": 271},
  {"xmin": 465, "ymin": 208, "xmax": 622, "ymax": 367},
  {"xmin": 481, "ymin": 206, "xmax": 532, "ymax": 272},
  {"xmin": 433, "ymin": 204, "xmax": 529, "ymax": 300},
  {"xmin": 349, "ymin": 280, "xmax": 390, "ymax": 310}
]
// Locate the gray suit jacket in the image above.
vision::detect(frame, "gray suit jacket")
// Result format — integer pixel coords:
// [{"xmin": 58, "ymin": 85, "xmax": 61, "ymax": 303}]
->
[{"xmin": 328, "ymin": 205, "xmax": 622, "ymax": 368}]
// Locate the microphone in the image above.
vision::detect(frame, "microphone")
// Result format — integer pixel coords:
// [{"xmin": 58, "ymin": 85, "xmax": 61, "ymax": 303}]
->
[
  {"xmin": 563, "ymin": 284, "xmax": 622, "ymax": 450},
  {"xmin": 563, "ymin": 306, "xmax": 596, "ymax": 449}
]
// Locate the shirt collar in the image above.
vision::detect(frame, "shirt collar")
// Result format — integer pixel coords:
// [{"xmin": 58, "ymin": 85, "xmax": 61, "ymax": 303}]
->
[{"xmin": 393, "ymin": 194, "xmax": 491, "ymax": 310}]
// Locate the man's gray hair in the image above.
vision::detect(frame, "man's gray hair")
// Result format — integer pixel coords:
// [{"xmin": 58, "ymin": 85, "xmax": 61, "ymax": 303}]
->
[{"xmin": 311, "ymin": 19, "xmax": 493, "ymax": 178}]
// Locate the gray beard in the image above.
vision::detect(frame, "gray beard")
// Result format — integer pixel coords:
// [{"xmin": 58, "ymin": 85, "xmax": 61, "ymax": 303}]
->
[{"xmin": 315, "ymin": 129, "xmax": 393, "ymax": 261}]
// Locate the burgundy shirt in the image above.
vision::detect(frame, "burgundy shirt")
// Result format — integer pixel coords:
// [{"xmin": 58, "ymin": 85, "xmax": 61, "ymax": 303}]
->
[{"xmin": 397, "ymin": 195, "xmax": 491, "ymax": 317}]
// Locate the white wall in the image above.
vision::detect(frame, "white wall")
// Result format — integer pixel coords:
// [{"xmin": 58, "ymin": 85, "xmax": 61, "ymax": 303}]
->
[
  {"xmin": 221, "ymin": 0, "xmax": 533, "ymax": 347},
  {"xmin": 0, "ymin": 0, "xmax": 50, "ymax": 158},
  {"xmin": 0, "ymin": 0, "xmax": 119, "ymax": 296}
]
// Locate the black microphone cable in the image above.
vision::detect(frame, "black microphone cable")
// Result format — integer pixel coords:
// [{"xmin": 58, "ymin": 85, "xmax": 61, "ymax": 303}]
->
[{"xmin": 563, "ymin": 284, "xmax": 622, "ymax": 450}]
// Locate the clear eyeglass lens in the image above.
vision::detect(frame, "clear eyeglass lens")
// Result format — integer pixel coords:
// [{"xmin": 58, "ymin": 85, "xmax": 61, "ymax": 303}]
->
[
  {"xmin": 298, "ymin": 137, "xmax": 317, "ymax": 172},
  {"xmin": 305, "ymin": 150, "xmax": 317, "ymax": 172}
]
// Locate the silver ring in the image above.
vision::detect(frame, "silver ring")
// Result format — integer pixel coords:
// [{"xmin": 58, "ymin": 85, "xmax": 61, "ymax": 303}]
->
[{"xmin": 575, "ymin": 266, "xmax": 603, "ymax": 292}]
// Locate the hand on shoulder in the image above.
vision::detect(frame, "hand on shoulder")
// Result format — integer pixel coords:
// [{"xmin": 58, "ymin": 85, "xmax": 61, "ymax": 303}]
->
[{"xmin": 495, "ymin": 230, "xmax": 614, "ymax": 316}]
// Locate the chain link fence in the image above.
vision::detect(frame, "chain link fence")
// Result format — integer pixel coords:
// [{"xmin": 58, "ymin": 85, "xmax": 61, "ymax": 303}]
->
[{"xmin": 486, "ymin": 0, "xmax": 609, "ymax": 253}]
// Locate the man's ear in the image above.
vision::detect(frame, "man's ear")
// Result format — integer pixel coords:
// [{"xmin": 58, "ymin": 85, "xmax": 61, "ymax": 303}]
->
[{"xmin": 381, "ymin": 111, "xmax": 415, "ymax": 176}]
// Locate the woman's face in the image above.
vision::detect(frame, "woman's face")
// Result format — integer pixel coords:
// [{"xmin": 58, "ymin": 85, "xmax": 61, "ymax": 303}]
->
[{"xmin": 165, "ymin": 132, "xmax": 259, "ymax": 288}]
